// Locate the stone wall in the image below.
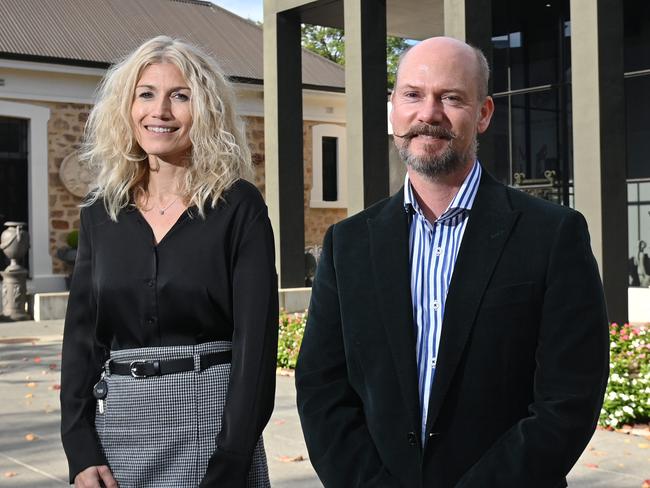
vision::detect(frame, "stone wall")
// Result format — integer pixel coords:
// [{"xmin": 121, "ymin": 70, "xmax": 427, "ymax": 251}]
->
[{"xmin": 47, "ymin": 102, "xmax": 91, "ymax": 274}]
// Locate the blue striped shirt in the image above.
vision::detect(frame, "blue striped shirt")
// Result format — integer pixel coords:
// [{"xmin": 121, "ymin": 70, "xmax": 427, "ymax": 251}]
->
[{"xmin": 404, "ymin": 161, "xmax": 482, "ymax": 440}]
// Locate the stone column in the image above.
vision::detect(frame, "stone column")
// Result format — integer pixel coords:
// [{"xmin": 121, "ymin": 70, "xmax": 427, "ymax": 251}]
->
[
  {"xmin": 571, "ymin": 0, "xmax": 627, "ymax": 321},
  {"xmin": 344, "ymin": 0, "xmax": 389, "ymax": 215},
  {"xmin": 264, "ymin": 0, "xmax": 306, "ymax": 287}
]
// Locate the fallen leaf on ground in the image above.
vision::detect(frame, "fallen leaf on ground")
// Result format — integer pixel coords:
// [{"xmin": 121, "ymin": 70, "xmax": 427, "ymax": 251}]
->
[
  {"xmin": 24, "ymin": 433, "xmax": 37, "ymax": 441},
  {"xmin": 24, "ymin": 393, "xmax": 33, "ymax": 399},
  {"xmin": 4, "ymin": 471, "xmax": 17, "ymax": 478},
  {"xmin": 26, "ymin": 382, "xmax": 36, "ymax": 388},
  {"xmin": 584, "ymin": 463, "xmax": 599, "ymax": 469},
  {"xmin": 49, "ymin": 384, "xmax": 61, "ymax": 391},
  {"xmin": 276, "ymin": 455, "xmax": 305, "ymax": 463},
  {"xmin": 33, "ymin": 357, "xmax": 41, "ymax": 364}
]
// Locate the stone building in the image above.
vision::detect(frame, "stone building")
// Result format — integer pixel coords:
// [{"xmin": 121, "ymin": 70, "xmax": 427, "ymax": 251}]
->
[{"xmin": 0, "ymin": 0, "xmax": 346, "ymax": 293}]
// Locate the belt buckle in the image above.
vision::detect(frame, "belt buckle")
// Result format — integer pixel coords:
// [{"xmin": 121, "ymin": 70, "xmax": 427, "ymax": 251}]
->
[{"xmin": 129, "ymin": 360, "xmax": 148, "ymax": 378}]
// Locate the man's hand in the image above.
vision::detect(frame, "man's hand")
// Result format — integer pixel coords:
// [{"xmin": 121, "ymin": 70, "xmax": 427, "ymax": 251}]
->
[{"xmin": 74, "ymin": 465, "xmax": 118, "ymax": 488}]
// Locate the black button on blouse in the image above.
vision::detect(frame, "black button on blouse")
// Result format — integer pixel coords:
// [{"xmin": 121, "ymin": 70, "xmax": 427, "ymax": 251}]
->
[{"xmin": 60, "ymin": 180, "xmax": 279, "ymax": 485}]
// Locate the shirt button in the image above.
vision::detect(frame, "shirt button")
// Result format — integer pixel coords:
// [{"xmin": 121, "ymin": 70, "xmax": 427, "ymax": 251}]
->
[
  {"xmin": 432, "ymin": 300, "xmax": 440, "ymax": 310},
  {"xmin": 146, "ymin": 317, "xmax": 156, "ymax": 325},
  {"xmin": 434, "ymin": 247, "xmax": 442, "ymax": 256},
  {"xmin": 147, "ymin": 279, "xmax": 155, "ymax": 287},
  {"xmin": 431, "ymin": 357, "xmax": 437, "ymax": 368}
]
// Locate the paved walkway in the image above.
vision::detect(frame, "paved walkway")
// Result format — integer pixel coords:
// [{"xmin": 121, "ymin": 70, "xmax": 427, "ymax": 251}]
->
[{"xmin": 0, "ymin": 320, "xmax": 648, "ymax": 487}]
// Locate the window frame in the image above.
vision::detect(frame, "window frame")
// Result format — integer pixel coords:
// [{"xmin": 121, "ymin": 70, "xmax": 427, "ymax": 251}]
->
[{"xmin": 310, "ymin": 123, "xmax": 347, "ymax": 208}]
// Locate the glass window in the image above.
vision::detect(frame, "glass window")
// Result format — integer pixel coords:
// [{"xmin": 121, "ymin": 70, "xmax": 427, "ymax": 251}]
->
[
  {"xmin": 322, "ymin": 136, "xmax": 338, "ymax": 201},
  {"xmin": 640, "ymin": 181, "xmax": 650, "ymax": 202},
  {"xmin": 491, "ymin": 86, "xmax": 572, "ymax": 204},
  {"xmin": 625, "ymin": 75, "xmax": 650, "ymax": 179},
  {"xmin": 624, "ymin": 0, "xmax": 650, "ymax": 73},
  {"xmin": 0, "ymin": 116, "xmax": 28, "ymax": 156},
  {"xmin": 491, "ymin": 0, "xmax": 571, "ymax": 93}
]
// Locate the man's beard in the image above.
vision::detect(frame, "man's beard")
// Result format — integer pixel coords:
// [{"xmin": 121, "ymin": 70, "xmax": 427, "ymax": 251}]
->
[{"xmin": 395, "ymin": 123, "xmax": 477, "ymax": 179}]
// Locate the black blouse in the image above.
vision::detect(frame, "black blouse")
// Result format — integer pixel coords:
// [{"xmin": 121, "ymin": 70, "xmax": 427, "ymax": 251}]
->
[{"xmin": 60, "ymin": 179, "xmax": 279, "ymax": 486}]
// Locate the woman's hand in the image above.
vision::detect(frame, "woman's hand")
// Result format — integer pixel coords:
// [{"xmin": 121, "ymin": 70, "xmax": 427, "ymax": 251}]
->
[{"xmin": 74, "ymin": 465, "xmax": 118, "ymax": 488}]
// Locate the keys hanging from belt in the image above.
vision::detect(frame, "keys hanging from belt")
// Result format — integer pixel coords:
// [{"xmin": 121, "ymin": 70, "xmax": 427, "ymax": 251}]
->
[{"xmin": 93, "ymin": 373, "xmax": 108, "ymax": 414}]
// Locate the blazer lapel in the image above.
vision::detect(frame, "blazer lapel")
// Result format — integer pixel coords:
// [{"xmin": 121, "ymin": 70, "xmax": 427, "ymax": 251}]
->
[
  {"xmin": 425, "ymin": 173, "xmax": 521, "ymax": 434},
  {"xmin": 368, "ymin": 192, "xmax": 421, "ymax": 432}
]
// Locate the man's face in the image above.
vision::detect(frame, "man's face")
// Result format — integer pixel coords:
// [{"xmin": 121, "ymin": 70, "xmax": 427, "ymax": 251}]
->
[{"xmin": 390, "ymin": 38, "xmax": 494, "ymax": 179}]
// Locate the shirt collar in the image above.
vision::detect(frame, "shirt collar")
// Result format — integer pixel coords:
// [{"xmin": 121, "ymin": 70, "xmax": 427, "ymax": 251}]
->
[{"xmin": 403, "ymin": 160, "xmax": 482, "ymax": 221}]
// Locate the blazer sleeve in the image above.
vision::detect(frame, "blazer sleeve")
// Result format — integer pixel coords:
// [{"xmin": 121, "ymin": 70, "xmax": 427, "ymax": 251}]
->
[
  {"xmin": 456, "ymin": 211, "xmax": 609, "ymax": 488},
  {"xmin": 60, "ymin": 207, "xmax": 108, "ymax": 482},
  {"xmin": 200, "ymin": 206, "xmax": 279, "ymax": 487},
  {"xmin": 296, "ymin": 226, "xmax": 402, "ymax": 488}
]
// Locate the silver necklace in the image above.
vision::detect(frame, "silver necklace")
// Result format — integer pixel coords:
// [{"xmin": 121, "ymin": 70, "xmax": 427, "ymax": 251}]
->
[{"xmin": 155, "ymin": 197, "xmax": 179, "ymax": 215}]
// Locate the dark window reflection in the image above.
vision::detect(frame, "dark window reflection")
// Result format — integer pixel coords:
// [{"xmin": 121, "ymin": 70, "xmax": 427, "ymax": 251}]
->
[
  {"xmin": 626, "ymin": 75, "xmax": 650, "ymax": 179},
  {"xmin": 491, "ymin": 0, "xmax": 571, "ymax": 93},
  {"xmin": 488, "ymin": 0, "xmax": 572, "ymax": 206},
  {"xmin": 624, "ymin": 0, "xmax": 650, "ymax": 73},
  {"xmin": 322, "ymin": 136, "xmax": 338, "ymax": 201}
]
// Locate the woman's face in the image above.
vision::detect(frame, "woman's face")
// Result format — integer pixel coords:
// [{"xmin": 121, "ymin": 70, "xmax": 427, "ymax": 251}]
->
[{"xmin": 131, "ymin": 63, "xmax": 193, "ymax": 165}]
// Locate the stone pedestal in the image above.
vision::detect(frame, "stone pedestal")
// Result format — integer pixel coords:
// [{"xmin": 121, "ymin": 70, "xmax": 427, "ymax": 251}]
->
[
  {"xmin": 1, "ymin": 222, "xmax": 31, "ymax": 320},
  {"xmin": 1, "ymin": 266, "xmax": 30, "ymax": 320}
]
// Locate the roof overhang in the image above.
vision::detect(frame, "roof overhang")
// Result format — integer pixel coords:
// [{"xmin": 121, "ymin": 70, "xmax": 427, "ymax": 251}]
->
[{"xmin": 269, "ymin": 0, "xmax": 444, "ymax": 39}]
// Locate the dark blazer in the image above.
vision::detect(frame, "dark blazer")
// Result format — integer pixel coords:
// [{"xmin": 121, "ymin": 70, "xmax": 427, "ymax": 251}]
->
[{"xmin": 296, "ymin": 171, "xmax": 609, "ymax": 488}]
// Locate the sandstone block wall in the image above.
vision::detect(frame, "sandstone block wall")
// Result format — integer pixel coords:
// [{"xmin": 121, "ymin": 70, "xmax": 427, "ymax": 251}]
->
[{"xmin": 47, "ymin": 102, "xmax": 90, "ymax": 274}]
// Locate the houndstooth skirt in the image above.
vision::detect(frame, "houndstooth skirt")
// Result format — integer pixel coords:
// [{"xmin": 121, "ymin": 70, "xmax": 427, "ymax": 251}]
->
[{"xmin": 94, "ymin": 341, "xmax": 270, "ymax": 488}]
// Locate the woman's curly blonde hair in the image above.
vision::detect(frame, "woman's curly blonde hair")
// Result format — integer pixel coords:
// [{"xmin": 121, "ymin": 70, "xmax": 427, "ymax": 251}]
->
[{"xmin": 82, "ymin": 35, "xmax": 252, "ymax": 220}]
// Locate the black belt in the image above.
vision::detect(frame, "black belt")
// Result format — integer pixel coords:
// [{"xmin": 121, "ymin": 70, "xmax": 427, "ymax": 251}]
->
[{"xmin": 107, "ymin": 350, "xmax": 232, "ymax": 378}]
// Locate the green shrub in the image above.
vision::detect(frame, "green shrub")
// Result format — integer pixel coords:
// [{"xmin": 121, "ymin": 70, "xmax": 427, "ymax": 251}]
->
[
  {"xmin": 66, "ymin": 230, "xmax": 79, "ymax": 249},
  {"xmin": 277, "ymin": 311, "xmax": 307, "ymax": 369},
  {"xmin": 599, "ymin": 323, "xmax": 650, "ymax": 428}
]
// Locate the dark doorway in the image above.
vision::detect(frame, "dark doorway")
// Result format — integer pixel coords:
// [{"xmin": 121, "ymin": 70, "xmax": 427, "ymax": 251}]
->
[{"xmin": 0, "ymin": 117, "xmax": 29, "ymax": 270}]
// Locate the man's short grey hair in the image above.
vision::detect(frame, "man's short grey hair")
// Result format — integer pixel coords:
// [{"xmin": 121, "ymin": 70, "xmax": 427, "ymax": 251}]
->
[
  {"xmin": 472, "ymin": 46, "xmax": 490, "ymax": 100},
  {"xmin": 394, "ymin": 41, "xmax": 490, "ymax": 101}
]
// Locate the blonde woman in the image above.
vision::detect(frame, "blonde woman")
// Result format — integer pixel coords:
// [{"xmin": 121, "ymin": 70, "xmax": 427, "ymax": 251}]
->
[{"xmin": 60, "ymin": 36, "xmax": 278, "ymax": 488}]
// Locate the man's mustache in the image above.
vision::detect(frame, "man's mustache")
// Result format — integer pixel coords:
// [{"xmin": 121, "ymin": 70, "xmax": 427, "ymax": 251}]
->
[{"xmin": 393, "ymin": 124, "xmax": 456, "ymax": 141}]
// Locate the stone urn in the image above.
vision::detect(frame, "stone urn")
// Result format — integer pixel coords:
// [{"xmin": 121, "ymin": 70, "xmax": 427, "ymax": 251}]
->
[{"xmin": 0, "ymin": 221, "xmax": 30, "ymax": 320}]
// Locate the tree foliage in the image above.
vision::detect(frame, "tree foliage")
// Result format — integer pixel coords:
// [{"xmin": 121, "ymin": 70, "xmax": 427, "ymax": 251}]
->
[{"xmin": 301, "ymin": 24, "xmax": 409, "ymax": 89}]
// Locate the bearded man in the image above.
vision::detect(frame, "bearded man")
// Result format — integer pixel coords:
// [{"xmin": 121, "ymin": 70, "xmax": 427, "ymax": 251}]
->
[{"xmin": 296, "ymin": 36, "xmax": 609, "ymax": 488}]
